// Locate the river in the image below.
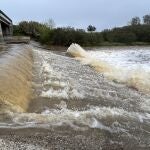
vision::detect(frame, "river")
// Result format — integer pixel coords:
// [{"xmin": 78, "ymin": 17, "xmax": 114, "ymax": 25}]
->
[{"xmin": 0, "ymin": 43, "xmax": 149, "ymax": 149}]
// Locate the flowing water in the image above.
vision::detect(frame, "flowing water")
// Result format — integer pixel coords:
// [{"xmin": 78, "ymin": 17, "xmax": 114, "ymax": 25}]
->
[{"xmin": 0, "ymin": 43, "xmax": 150, "ymax": 149}]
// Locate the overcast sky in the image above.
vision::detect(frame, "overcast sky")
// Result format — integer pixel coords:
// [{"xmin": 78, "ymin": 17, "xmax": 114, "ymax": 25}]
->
[{"xmin": 1, "ymin": 0, "xmax": 150, "ymax": 31}]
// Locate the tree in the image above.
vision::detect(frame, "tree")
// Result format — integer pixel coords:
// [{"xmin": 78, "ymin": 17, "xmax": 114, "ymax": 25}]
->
[
  {"xmin": 129, "ymin": 17, "xmax": 141, "ymax": 26},
  {"xmin": 44, "ymin": 19, "xmax": 55, "ymax": 29},
  {"xmin": 143, "ymin": 15, "xmax": 150, "ymax": 25},
  {"xmin": 87, "ymin": 25, "xmax": 96, "ymax": 32}
]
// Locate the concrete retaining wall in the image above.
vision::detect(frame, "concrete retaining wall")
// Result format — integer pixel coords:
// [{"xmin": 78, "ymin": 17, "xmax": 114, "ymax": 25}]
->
[
  {"xmin": 0, "ymin": 23, "xmax": 4, "ymax": 43},
  {"xmin": 4, "ymin": 36, "xmax": 30, "ymax": 44}
]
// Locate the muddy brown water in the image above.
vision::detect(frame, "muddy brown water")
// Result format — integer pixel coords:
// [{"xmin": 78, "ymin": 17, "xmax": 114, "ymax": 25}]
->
[{"xmin": 0, "ymin": 44, "xmax": 149, "ymax": 149}]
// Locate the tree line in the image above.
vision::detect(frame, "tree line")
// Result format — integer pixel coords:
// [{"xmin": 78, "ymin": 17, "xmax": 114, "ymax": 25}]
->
[
  {"xmin": 129, "ymin": 15, "xmax": 150, "ymax": 26},
  {"xmin": 13, "ymin": 14, "xmax": 150, "ymax": 46}
]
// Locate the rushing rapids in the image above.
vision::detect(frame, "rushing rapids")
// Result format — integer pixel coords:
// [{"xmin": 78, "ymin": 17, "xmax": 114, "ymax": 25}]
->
[
  {"xmin": 67, "ymin": 43, "xmax": 150, "ymax": 93},
  {"xmin": 0, "ymin": 43, "xmax": 150, "ymax": 149}
]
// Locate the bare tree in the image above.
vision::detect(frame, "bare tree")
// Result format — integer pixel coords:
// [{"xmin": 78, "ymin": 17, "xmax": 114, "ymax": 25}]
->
[{"xmin": 44, "ymin": 19, "xmax": 55, "ymax": 29}]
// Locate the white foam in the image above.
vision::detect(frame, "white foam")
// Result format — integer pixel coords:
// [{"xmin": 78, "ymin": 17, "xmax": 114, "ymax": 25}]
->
[
  {"xmin": 7, "ymin": 106, "xmax": 150, "ymax": 132},
  {"xmin": 33, "ymin": 49, "xmax": 84, "ymax": 100},
  {"xmin": 67, "ymin": 44, "xmax": 150, "ymax": 93},
  {"xmin": 67, "ymin": 43, "xmax": 89, "ymax": 58},
  {"xmin": 41, "ymin": 88, "xmax": 69, "ymax": 99}
]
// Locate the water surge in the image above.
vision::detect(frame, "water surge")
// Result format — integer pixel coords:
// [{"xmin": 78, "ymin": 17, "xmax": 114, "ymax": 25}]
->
[{"xmin": 67, "ymin": 43, "xmax": 150, "ymax": 93}]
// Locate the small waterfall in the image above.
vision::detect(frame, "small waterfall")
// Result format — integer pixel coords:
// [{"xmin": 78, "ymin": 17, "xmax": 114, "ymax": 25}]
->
[{"xmin": 0, "ymin": 46, "xmax": 33, "ymax": 112}]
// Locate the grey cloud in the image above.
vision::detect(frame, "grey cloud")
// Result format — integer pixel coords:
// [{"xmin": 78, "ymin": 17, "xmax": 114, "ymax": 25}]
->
[{"xmin": 1, "ymin": 0, "xmax": 150, "ymax": 31}]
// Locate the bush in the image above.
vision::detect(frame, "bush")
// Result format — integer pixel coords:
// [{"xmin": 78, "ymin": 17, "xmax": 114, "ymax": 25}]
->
[{"xmin": 13, "ymin": 20, "xmax": 150, "ymax": 46}]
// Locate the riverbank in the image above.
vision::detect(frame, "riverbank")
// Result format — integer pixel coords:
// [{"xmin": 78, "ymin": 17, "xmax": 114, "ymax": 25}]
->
[{"xmin": 31, "ymin": 40, "xmax": 150, "ymax": 53}]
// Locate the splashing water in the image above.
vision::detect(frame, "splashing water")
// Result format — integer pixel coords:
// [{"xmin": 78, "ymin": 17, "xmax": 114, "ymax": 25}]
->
[
  {"xmin": 67, "ymin": 43, "xmax": 150, "ymax": 93},
  {"xmin": 0, "ymin": 44, "xmax": 150, "ymax": 149}
]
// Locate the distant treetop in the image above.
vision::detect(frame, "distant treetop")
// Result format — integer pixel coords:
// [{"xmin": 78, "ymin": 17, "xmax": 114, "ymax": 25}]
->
[
  {"xmin": 143, "ymin": 14, "xmax": 150, "ymax": 25},
  {"xmin": 129, "ymin": 17, "xmax": 141, "ymax": 26},
  {"xmin": 87, "ymin": 25, "xmax": 96, "ymax": 32}
]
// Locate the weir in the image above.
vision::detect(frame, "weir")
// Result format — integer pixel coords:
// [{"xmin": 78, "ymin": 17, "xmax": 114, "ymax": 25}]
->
[
  {"xmin": 0, "ymin": 46, "xmax": 33, "ymax": 112},
  {"xmin": 0, "ymin": 44, "xmax": 149, "ymax": 149},
  {"xmin": 0, "ymin": 23, "xmax": 3, "ymax": 42}
]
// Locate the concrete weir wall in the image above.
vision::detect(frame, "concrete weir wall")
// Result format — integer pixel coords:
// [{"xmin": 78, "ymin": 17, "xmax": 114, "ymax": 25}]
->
[{"xmin": 0, "ymin": 23, "xmax": 3, "ymax": 43}]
